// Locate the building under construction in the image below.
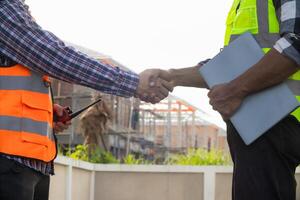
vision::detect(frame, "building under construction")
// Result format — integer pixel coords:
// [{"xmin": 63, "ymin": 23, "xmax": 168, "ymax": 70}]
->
[{"xmin": 52, "ymin": 43, "xmax": 227, "ymax": 161}]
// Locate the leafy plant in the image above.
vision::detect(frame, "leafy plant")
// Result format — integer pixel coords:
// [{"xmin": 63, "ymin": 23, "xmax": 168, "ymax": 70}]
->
[
  {"xmin": 64, "ymin": 145, "xmax": 230, "ymax": 166},
  {"xmin": 165, "ymin": 148, "xmax": 231, "ymax": 166},
  {"xmin": 66, "ymin": 145, "xmax": 119, "ymax": 164},
  {"xmin": 123, "ymin": 154, "xmax": 153, "ymax": 165}
]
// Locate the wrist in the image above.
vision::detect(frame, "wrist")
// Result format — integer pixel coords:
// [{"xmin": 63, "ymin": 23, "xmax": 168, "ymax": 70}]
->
[
  {"xmin": 228, "ymin": 79, "xmax": 249, "ymax": 99},
  {"xmin": 133, "ymin": 77, "xmax": 141, "ymax": 98},
  {"xmin": 168, "ymin": 65, "xmax": 208, "ymax": 88},
  {"xmin": 168, "ymin": 68, "xmax": 180, "ymax": 86},
  {"xmin": 168, "ymin": 65, "xmax": 199, "ymax": 86}
]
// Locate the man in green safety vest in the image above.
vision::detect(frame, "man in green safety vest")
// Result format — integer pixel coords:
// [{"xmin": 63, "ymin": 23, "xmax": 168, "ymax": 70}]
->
[{"xmin": 160, "ymin": 0, "xmax": 300, "ymax": 199}]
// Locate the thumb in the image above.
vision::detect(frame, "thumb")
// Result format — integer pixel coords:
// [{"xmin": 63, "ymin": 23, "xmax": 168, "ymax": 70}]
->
[
  {"xmin": 54, "ymin": 104, "xmax": 64, "ymax": 117},
  {"xmin": 161, "ymin": 79, "xmax": 174, "ymax": 92}
]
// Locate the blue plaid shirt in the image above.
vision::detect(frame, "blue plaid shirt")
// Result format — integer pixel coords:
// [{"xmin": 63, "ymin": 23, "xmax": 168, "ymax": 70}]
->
[
  {"xmin": 0, "ymin": 0, "xmax": 139, "ymax": 97},
  {"xmin": 0, "ymin": 0, "xmax": 139, "ymax": 175}
]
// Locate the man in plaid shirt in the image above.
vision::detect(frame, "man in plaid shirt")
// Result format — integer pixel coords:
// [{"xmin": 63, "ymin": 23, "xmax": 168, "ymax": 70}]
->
[{"xmin": 0, "ymin": 0, "xmax": 173, "ymax": 199}]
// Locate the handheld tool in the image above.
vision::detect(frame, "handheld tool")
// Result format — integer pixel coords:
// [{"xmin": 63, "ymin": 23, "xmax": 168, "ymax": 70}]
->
[{"xmin": 54, "ymin": 98, "xmax": 102, "ymax": 123}]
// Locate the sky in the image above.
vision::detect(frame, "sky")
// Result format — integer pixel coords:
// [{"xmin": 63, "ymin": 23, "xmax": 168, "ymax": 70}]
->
[{"xmin": 26, "ymin": 0, "xmax": 233, "ymax": 128}]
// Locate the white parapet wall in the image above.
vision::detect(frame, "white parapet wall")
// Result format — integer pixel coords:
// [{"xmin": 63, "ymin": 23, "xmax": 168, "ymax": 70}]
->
[{"xmin": 50, "ymin": 156, "xmax": 300, "ymax": 200}]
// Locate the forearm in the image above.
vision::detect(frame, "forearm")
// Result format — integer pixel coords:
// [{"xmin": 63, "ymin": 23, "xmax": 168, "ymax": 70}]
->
[
  {"xmin": 229, "ymin": 48, "xmax": 298, "ymax": 98},
  {"xmin": 169, "ymin": 65, "xmax": 208, "ymax": 88},
  {"xmin": 0, "ymin": 1, "xmax": 139, "ymax": 97}
]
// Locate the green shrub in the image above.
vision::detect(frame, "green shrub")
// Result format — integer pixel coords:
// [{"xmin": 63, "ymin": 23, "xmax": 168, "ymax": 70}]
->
[
  {"xmin": 66, "ymin": 145, "xmax": 119, "ymax": 164},
  {"xmin": 123, "ymin": 154, "xmax": 153, "ymax": 165},
  {"xmin": 165, "ymin": 149, "xmax": 231, "ymax": 166},
  {"xmin": 64, "ymin": 145, "xmax": 230, "ymax": 166}
]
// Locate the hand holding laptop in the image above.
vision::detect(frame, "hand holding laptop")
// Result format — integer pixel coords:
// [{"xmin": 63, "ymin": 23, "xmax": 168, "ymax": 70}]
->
[{"xmin": 208, "ymin": 82, "xmax": 246, "ymax": 120}]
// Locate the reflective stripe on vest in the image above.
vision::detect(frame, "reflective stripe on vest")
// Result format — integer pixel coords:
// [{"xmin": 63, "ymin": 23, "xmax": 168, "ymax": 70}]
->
[
  {"xmin": 224, "ymin": 0, "xmax": 300, "ymax": 120},
  {"xmin": 0, "ymin": 116, "xmax": 53, "ymax": 139},
  {"xmin": 0, "ymin": 73, "xmax": 49, "ymax": 94},
  {"xmin": 228, "ymin": 0, "xmax": 280, "ymax": 48},
  {"xmin": 0, "ymin": 64, "xmax": 56, "ymax": 161}
]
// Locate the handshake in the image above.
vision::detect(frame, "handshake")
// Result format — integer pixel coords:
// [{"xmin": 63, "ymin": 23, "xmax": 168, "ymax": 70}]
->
[{"xmin": 135, "ymin": 69, "xmax": 174, "ymax": 104}]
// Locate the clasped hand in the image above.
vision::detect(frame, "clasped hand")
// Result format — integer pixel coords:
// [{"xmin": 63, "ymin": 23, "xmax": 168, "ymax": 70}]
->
[{"xmin": 135, "ymin": 69, "xmax": 174, "ymax": 104}]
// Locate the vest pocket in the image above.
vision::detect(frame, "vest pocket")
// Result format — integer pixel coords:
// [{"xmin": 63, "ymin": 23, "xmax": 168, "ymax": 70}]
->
[
  {"xmin": 21, "ymin": 92, "xmax": 52, "ymax": 146},
  {"xmin": 21, "ymin": 92, "xmax": 52, "ymax": 123},
  {"xmin": 232, "ymin": 6, "xmax": 258, "ymax": 34}
]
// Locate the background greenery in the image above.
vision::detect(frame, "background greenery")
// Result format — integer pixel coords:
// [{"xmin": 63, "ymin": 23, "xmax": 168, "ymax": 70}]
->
[{"xmin": 63, "ymin": 145, "xmax": 231, "ymax": 166}]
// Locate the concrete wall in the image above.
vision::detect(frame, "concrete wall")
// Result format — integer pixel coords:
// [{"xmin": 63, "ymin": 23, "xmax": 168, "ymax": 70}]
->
[
  {"xmin": 95, "ymin": 172, "xmax": 203, "ymax": 200},
  {"xmin": 50, "ymin": 156, "xmax": 300, "ymax": 200}
]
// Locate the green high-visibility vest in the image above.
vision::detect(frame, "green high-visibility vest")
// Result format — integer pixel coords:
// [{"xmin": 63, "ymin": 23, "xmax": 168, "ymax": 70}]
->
[{"xmin": 224, "ymin": 0, "xmax": 300, "ymax": 120}]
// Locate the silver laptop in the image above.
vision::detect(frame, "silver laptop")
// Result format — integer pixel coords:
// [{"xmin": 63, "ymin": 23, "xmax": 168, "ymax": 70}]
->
[{"xmin": 199, "ymin": 32, "xmax": 300, "ymax": 145}]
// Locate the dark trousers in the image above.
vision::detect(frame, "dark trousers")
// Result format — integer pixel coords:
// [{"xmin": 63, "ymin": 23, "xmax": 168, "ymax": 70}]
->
[
  {"xmin": 227, "ymin": 115, "xmax": 300, "ymax": 200},
  {"xmin": 0, "ymin": 157, "xmax": 50, "ymax": 200}
]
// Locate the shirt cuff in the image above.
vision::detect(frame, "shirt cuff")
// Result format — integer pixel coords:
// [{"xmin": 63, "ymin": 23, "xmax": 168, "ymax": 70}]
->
[
  {"xmin": 274, "ymin": 33, "xmax": 300, "ymax": 65},
  {"xmin": 113, "ymin": 67, "xmax": 139, "ymax": 98}
]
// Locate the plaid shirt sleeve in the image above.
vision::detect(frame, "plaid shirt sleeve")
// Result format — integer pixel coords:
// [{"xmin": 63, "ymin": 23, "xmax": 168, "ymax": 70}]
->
[
  {"xmin": 273, "ymin": 0, "xmax": 300, "ymax": 65},
  {"xmin": 0, "ymin": 0, "xmax": 139, "ymax": 98}
]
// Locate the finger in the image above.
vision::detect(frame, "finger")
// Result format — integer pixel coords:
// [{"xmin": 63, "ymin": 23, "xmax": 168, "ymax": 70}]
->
[
  {"xmin": 148, "ymin": 91, "xmax": 165, "ymax": 102},
  {"xmin": 55, "ymin": 128, "xmax": 63, "ymax": 133},
  {"xmin": 207, "ymin": 86, "xmax": 217, "ymax": 98},
  {"xmin": 207, "ymin": 91, "xmax": 211, "ymax": 98},
  {"xmin": 55, "ymin": 122, "xmax": 66, "ymax": 130},
  {"xmin": 55, "ymin": 125, "xmax": 65, "ymax": 133},
  {"xmin": 150, "ymin": 98, "xmax": 161, "ymax": 104},
  {"xmin": 222, "ymin": 113, "xmax": 230, "ymax": 120},
  {"xmin": 161, "ymin": 79, "xmax": 174, "ymax": 92},
  {"xmin": 156, "ymin": 92, "xmax": 166, "ymax": 101},
  {"xmin": 221, "ymin": 114, "xmax": 228, "ymax": 121},
  {"xmin": 141, "ymin": 92, "xmax": 149, "ymax": 100},
  {"xmin": 56, "ymin": 129, "xmax": 64, "ymax": 133},
  {"xmin": 148, "ymin": 96, "xmax": 162, "ymax": 104},
  {"xmin": 158, "ymin": 85, "xmax": 169, "ymax": 98},
  {"xmin": 139, "ymin": 94, "xmax": 152, "ymax": 103},
  {"xmin": 61, "ymin": 123, "xmax": 70, "ymax": 130},
  {"xmin": 56, "ymin": 122, "xmax": 64, "ymax": 127},
  {"xmin": 211, "ymin": 106, "xmax": 218, "ymax": 111},
  {"xmin": 65, "ymin": 121, "xmax": 72, "ymax": 126},
  {"xmin": 53, "ymin": 126, "xmax": 63, "ymax": 133},
  {"xmin": 207, "ymin": 89, "xmax": 213, "ymax": 98}
]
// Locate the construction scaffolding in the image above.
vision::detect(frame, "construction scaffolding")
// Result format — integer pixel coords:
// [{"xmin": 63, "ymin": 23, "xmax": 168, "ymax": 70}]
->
[{"xmin": 52, "ymin": 43, "xmax": 227, "ymax": 162}]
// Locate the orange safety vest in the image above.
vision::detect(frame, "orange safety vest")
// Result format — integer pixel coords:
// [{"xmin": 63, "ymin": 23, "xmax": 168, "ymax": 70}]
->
[{"xmin": 0, "ymin": 64, "xmax": 56, "ymax": 162}]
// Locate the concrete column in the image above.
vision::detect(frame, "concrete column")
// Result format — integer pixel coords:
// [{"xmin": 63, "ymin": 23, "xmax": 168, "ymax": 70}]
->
[
  {"xmin": 89, "ymin": 171, "xmax": 95, "ymax": 200},
  {"xmin": 66, "ymin": 164, "xmax": 73, "ymax": 200},
  {"xmin": 204, "ymin": 170, "xmax": 216, "ymax": 200}
]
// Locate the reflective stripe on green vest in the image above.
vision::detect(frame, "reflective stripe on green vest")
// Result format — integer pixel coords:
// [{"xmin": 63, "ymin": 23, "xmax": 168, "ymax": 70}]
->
[{"xmin": 224, "ymin": 0, "xmax": 300, "ymax": 121}]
